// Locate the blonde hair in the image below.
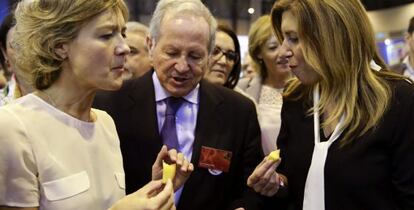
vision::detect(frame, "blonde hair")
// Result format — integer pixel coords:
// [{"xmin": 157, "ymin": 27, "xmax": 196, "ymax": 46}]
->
[
  {"xmin": 271, "ymin": 0, "xmax": 405, "ymax": 145},
  {"xmin": 14, "ymin": 0, "xmax": 129, "ymax": 90},
  {"xmin": 248, "ymin": 15, "xmax": 273, "ymax": 80},
  {"xmin": 149, "ymin": 0, "xmax": 217, "ymax": 53}
]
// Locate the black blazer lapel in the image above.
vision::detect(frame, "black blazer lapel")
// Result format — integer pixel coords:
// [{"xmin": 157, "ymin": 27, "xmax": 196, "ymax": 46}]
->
[
  {"xmin": 127, "ymin": 71, "xmax": 161, "ymax": 144},
  {"xmin": 190, "ymin": 80, "xmax": 224, "ymax": 165}
]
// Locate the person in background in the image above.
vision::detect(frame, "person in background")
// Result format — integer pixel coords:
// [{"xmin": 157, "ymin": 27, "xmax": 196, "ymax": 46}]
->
[
  {"xmin": 94, "ymin": 0, "xmax": 265, "ymax": 209},
  {"xmin": 0, "ymin": 13, "xmax": 34, "ymax": 106},
  {"xmin": 237, "ymin": 15, "xmax": 291, "ymax": 155},
  {"xmin": 123, "ymin": 21, "xmax": 152, "ymax": 80},
  {"xmin": 248, "ymin": 0, "xmax": 414, "ymax": 210},
  {"xmin": 0, "ymin": 68, "xmax": 6, "ymax": 89},
  {"xmin": 0, "ymin": 0, "xmax": 193, "ymax": 209},
  {"xmin": 204, "ymin": 23, "xmax": 241, "ymax": 89},
  {"xmin": 390, "ymin": 16, "xmax": 414, "ymax": 80},
  {"xmin": 241, "ymin": 53, "xmax": 258, "ymax": 80}
]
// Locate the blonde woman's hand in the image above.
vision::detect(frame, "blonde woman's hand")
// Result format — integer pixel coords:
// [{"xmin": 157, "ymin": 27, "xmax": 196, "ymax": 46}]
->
[
  {"xmin": 110, "ymin": 179, "xmax": 175, "ymax": 210},
  {"xmin": 247, "ymin": 157, "xmax": 285, "ymax": 197}
]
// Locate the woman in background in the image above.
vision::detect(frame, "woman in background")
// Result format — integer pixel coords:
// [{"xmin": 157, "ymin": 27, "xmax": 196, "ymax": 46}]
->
[
  {"xmin": 0, "ymin": 13, "xmax": 34, "ymax": 105},
  {"xmin": 248, "ymin": 0, "xmax": 414, "ymax": 209},
  {"xmin": 238, "ymin": 15, "xmax": 291, "ymax": 155},
  {"xmin": 204, "ymin": 24, "xmax": 241, "ymax": 90},
  {"xmin": 0, "ymin": 0, "xmax": 192, "ymax": 209}
]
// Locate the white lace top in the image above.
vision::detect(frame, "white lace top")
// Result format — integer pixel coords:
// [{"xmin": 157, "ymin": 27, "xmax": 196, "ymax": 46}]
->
[{"xmin": 257, "ymin": 85, "xmax": 284, "ymax": 155}]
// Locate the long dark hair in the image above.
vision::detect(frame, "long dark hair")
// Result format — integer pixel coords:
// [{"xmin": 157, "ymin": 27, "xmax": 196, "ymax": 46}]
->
[{"xmin": 217, "ymin": 24, "xmax": 241, "ymax": 89}]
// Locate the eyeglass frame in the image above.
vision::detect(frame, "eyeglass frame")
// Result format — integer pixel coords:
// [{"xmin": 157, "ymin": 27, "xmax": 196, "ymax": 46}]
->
[{"xmin": 211, "ymin": 46, "xmax": 239, "ymax": 63}]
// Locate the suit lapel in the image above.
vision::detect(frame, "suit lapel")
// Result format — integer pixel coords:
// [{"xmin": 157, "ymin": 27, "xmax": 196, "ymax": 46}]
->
[
  {"xmin": 128, "ymin": 71, "xmax": 162, "ymax": 145},
  {"xmin": 191, "ymin": 80, "xmax": 223, "ymax": 164}
]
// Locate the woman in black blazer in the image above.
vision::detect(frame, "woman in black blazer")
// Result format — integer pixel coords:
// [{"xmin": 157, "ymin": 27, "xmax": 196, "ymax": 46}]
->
[{"xmin": 247, "ymin": 0, "xmax": 414, "ymax": 209}]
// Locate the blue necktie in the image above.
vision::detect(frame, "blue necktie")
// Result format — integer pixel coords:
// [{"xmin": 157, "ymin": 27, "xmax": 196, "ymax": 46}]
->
[{"xmin": 161, "ymin": 97, "xmax": 184, "ymax": 151}]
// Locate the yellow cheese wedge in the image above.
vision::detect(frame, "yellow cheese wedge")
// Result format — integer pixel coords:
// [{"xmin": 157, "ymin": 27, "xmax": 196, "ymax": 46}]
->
[
  {"xmin": 267, "ymin": 149, "xmax": 280, "ymax": 161},
  {"xmin": 162, "ymin": 161, "xmax": 176, "ymax": 184}
]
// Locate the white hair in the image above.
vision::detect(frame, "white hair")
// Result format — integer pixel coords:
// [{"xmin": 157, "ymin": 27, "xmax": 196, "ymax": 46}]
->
[{"xmin": 149, "ymin": 0, "xmax": 217, "ymax": 52}]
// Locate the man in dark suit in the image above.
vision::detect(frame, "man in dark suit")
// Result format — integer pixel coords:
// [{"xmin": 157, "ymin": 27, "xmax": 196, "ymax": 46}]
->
[{"xmin": 94, "ymin": 0, "xmax": 264, "ymax": 209}]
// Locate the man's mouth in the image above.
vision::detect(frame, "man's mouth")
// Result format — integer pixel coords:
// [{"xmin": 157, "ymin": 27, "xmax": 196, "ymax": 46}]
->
[{"xmin": 172, "ymin": 76, "xmax": 190, "ymax": 83}]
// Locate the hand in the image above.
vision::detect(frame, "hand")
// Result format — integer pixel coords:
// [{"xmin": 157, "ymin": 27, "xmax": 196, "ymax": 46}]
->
[
  {"xmin": 109, "ymin": 179, "xmax": 175, "ymax": 210},
  {"xmin": 247, "ymin": 157, "xmax": 284, "ymax": 197},
  {"xmin": 152, "ymin": 145, "xmax": 194, "ymax": 191}
]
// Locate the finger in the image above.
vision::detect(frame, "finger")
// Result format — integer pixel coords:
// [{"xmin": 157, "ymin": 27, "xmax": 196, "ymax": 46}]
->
[
  {"xmin": 263, "ymin": 164, "xmax": 276, "ymax": 181},
  {"xmin": 256, "ymin": 159, "xmax": 277, "ymax": 178},
  {"xmin": 188, "ymin": 162, "xmax": 194, "ymax": 172},
  {"xmin": 251, "ymin": 166, "xmax": 275, "ymax": 193},
  {"xmin": 274, "ymin": 158, "xmax": 282, "ymax": 168},
  {"xmin": 155, "ymin": 145, "xmax": 169, "ymax": 166},
  {"xmin": 255, "ymin": 157, "xmax": 267, "ymax": 169},
  {"xmin": 142, "ymin": 180, "xmax": 164, "ymax": 195},
  {"xmin": 167, "ymin": 149, "xmax": 178, "ymax": 163},
  {"xmin": 161, "ymin": 193, "xmax": 175, "ymax": 210},
  {"xmin": 176, "ymin": 153, "xmax": 184, "ymax": 167},
  {"xmin": 151, "ymin": 179, "xmax": 174, "ymax": 208},
  {"xmin": 252, "ymin": 176, "xmax": 268, "ymax": 192},
  {"xmin": 247, "ymin": 165, "xmax": 268, "ymax": 186},
  {"xmin": 248, "ymin": 158, "xmax": 279, "ymax": 186},
  {"xmin": 180, "ymin": 157, "xmax": 190, "ymax": 173},
  {"xmin": 261, "ymin": 173, "xmax": 279, "ymax": 196},
  {"xmin": 160, "ymin": 180, "xmax": 175, "ymax": 210}
]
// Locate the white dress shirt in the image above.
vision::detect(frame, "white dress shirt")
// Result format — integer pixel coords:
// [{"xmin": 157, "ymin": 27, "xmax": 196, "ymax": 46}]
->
[{"xmin": 152, "ymin": 72, "xmax": 199, "ymax": 203}]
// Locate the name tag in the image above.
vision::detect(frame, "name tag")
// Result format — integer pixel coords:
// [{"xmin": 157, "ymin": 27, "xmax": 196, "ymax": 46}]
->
[{"xmin": 198, "ymin": 146, "xmax": 232, "ymax": 173}]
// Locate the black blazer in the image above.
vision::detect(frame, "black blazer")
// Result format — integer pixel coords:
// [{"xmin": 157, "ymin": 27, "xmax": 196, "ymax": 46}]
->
[
  {"xmin": 94, "ymin": 71, "xmax": 265, "ymax": 210},
  {"xmin": 273, "ymin": 79, "xmax": 414, "ymax": 210}
]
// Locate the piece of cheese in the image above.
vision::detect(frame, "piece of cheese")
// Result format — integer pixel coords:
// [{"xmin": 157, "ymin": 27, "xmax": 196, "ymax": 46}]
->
[
  {"xmin": 162, "ymin": 161, "xmax": 176, "ymax": 184},
  {"xmin": 267, "ymin": 149, "xmax": 280, "ymax": 161}
]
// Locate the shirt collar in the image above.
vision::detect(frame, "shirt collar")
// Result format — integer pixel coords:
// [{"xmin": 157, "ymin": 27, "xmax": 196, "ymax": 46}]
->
[{"xmin": 152, "ymin": 71, "xmax": 199, "ymax": 104}]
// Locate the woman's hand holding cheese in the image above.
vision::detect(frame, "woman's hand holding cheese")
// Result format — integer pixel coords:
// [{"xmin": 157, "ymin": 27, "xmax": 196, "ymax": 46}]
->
[{"xmin": 247, "ymin": 149, "xmax": 286, "ymax": 197}]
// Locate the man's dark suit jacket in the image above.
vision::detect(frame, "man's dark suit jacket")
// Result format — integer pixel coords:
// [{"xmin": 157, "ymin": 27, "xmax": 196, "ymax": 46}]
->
[{"xmin": 94, "ymin": 71, "xmax": 265, "ymax": 210}]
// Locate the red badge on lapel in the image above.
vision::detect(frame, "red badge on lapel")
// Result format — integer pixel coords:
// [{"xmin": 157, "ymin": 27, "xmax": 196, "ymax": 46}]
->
[{"xmin": 198, "ymin": 146, "xmax": 232, "ymax": 173}]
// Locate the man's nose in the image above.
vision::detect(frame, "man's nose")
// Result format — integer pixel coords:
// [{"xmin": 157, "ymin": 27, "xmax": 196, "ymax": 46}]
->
[{"xmin": 175, "ymin": 56, "xmax": 190, "ymax": 72}]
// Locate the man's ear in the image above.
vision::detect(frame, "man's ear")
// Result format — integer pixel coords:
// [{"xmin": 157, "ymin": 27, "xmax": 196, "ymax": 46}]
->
[
  {"xmin": 55, "ymin": 43, "xmax": 69, "ymax": 60},
  {"xmin": 147, "ymin": 36, "xmax": 155, "ymax": 57}
]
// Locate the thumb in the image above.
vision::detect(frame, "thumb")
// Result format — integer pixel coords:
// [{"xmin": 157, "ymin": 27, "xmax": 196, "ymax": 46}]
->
[
  {"xmin": 141, "ymin": 180, "xmax": 164, "ymax": 195},
  {"xmin": 155, "ymin": 145, "xmax": 169, "ymax": 166}
]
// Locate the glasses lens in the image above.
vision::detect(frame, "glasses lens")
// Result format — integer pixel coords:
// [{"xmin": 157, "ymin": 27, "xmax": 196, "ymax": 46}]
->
[
  {"xmin": 212, "ymin": 47, "xmax": 221, "ymax": 56},
  {"xmin": 227, "ymin": 52, "xmax": 237, "ymax": 62},
  {"xmin": 212, "ymin": 46, "xmax": 238, "ymax": 62}
]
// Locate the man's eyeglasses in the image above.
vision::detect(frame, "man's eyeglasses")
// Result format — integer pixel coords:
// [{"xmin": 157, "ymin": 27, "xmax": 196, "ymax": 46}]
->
[{"xmin": 212, "ymin": 46, "xmax": 239, "ymax": 63}]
